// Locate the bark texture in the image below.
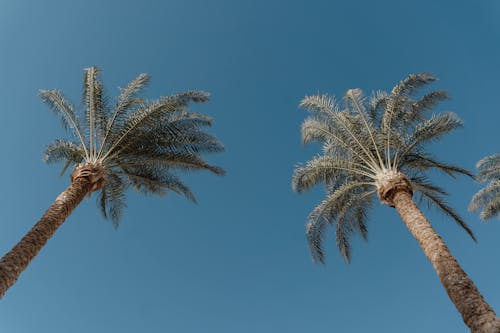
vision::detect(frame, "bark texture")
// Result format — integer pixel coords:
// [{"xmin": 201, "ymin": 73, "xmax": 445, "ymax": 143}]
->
[
  {"xmin": 0, "ymin": 163, "xmax": 105, "ymax": 298},
  {"xmin": 380, "ymin": 174, "xmax": 500, "ymax": 333}
]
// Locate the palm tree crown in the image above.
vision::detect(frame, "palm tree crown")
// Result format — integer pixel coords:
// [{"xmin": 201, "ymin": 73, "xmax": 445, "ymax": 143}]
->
[
  {"xmin": 42, "ymin": 67, "xmax": 224, "ymax": 226},
  {"xmin": 470, "ymin": 153, "xmax": 500, "ymax": 221},
  {"xmin": 292, "ymin": 73, "xmax": 474, "ymax": 263}
]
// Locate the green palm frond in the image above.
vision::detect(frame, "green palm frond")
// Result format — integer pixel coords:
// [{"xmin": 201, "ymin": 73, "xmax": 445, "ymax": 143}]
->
[
  {"xmin": 470, "ymin": 153, "xmax": 500, "ymax": 221},
  {"xmin": 43, "ymin": 67, "xmax": 224, "ymax": 227},
  {"xmin": 293, "ymin": 73, "xmax": 472, "ymax": 263}
]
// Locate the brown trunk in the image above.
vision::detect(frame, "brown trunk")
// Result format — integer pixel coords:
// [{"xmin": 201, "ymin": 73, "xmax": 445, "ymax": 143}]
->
[
  {"xmin": 0, "ymin": 163, "xmax": 105, "ymax": 298},
  {"xmin": 392, "ymin": 190, "xmax": 500, "ymax": 333}
]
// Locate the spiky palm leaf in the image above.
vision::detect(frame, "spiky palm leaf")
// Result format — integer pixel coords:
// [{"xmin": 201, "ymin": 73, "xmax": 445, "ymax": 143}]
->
[
  {"xmin": 469, "ymin": 153, "xmax": 500, "ymax": 221},
  {"xmin": 42, "ymin": 67, "xmax": 225, "ymax": 226},
  {"xmin": 292, "ymin": 73, "xmax": 473, "ymax": 263}
]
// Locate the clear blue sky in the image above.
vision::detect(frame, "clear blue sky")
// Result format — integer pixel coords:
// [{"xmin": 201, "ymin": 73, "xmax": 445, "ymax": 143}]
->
[{"xmin": 0, "ymin": 1, "xmax": 499, "ymax": 332}]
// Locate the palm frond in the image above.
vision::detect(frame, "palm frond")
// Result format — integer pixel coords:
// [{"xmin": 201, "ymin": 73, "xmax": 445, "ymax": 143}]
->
[
  {"xmin": 39, "ymin": 90, "xmax": 88, "ymax": 158},
  {"xmin": 391, "ymin": 73, "xmax": 437, "ymax": 97},
  {"xmin": 44, "ymin": 139, "xmax": 85, "ymax": 175},
  {"xmin": 400, "ymin": 113, "xmax": 463, "ymax": 156},
  {"xmin": 82, "ymin": 67, "xmax": 107, "ymax": 159},
  {"xmin": 470, "ymin": 153, "xmax": 500, "ymax": 221},
  {"xmin": 480, "ymin": 197, "xmax": 500, "ymax": 221},
  {"xmin": 102, "ymin": 92, "xmax": 210, "ymax": 161},
  {"xmin": 381, "ymin": 74, "xmax": 437, "ymax": 163},
  {"xmin": 412, "ymin": 177, "xmax": 476, "ymax": 241},
  {"xmin": 305, "ymin": 181, "xmax": 373, "ymax": 263},
  {"xmin": 123, "ymin": 168, "xmax": 196, "ymax": 203},
  {"xmin": 406, "ymin": 90, "xmax": 449, "ymax": 124},
  {"xmin": 300, "ymin": 94, "xmax": 337, "ymax": 115},
  {"xmin": 470, "ymin": 180, "xmax": 500, "ymax": 217},
  {"xmin": 401, "ymin": 153, "xmax": 473, "ymax": 178},
  {"xmin": 368, "ymin": 90, "xmax": 388, "ymax": 124},
  {"xmin": 300, "ymin": 117, "xmax": 378, "ymax": 171},
  {"xmin": 476, "ymin": 153, "xmax": 500, "ymax": 182},
  {"xmin": 97, "ymin": 73, "xmax": 150, "ymax": 159},
  {"xmin": 98, "ymin": 173, "xmax": 127, "ymax": 228},
  {"xmin": 114, "ymin": 152, "xmax": 225, "ymax": 175},
  {"xmin": 292, "ymin": 156, "xmax": 374, "ymax": 193},
  {"xmin": 344, "ymin": 88, "xmax": 385, "ymax": 167}
]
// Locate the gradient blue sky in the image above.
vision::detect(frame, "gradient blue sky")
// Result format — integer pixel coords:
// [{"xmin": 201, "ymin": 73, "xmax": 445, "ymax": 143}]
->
[{"xmin": 0, "ymin": 1, "xmax": 499, "ymax": 332}]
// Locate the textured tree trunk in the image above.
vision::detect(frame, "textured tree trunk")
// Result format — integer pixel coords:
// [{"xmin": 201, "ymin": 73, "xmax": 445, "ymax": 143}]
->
[
  {"xmin": 0, "ymin": 176, "xmax": 92, "ymax": 298},
  {"xmin": 392, "ymin": 190, "xmax": 500, "ymax": 333}
]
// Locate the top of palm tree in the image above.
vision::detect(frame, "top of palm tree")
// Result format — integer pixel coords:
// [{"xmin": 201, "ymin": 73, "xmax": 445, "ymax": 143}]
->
[
  {"xmin": 292, "ymin": 73, "xmax": 474, "ymax": 263},
  {"xmin": 469, "ymin": 153, "xmax": 500, "ymax": 221},
  {"xmin": 42, "ymin": 67, "xmax": 224, "ymax": 227}
]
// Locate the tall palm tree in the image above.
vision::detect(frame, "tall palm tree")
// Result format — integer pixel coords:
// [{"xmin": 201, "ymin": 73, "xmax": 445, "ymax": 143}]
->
[
  {"xmin": 470, "ymin": 153, "xmax": 500, "ymax": 221},
  {"xmin": 0, "ymin": 67, "xmax": 224, "ymax": 298},
  {"xmin": 292, "ymin": 73, "xmax": 500, "ymax": 332}
]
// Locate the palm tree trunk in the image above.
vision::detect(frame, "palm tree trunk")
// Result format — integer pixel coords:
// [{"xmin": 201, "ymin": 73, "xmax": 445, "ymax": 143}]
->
[
  {"xmin": 392, "ymin": 190, "xmax": 500, "ymax": 333},
  {"xmin": 0, "ymin": 177, "xmax": 92, "ymax": 298}
]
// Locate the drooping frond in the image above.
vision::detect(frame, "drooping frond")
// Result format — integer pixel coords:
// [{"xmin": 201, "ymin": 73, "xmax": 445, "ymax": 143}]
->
[
  {"xmin": 43, "ymin": 68, "xmax": 224, "ymax": 226},
  {"xmin": 470, "ymin": 181, "xmax": 500, "ymax": 220},
  {"xmin": 98, "ymin": 173, "xmax": 127, "ymax": 228},
  {"xmin": 412, "ymin": 177, "xmax": 476, "ymax": 241},
  {"xmin": 401, "ymin": 152, "xmax": 473, "ymax": 178},
  {"xmin": 114, "ymin": 152, "xmax": 225, "ymax": 175},
  {"xmin": 479, "ymin": 196, "xmax": 500, "ymax": 221},
  {"xmin": 124, "ymin": 168, "xmax": 196, "ymax": 202},
  {"xmin": 470, "ymin": 153, "xmax": 500, "ymax": 221},
  {"xmin": 305, "ymin": 180, "xmax": 374, "ymax": 263},
  {"xmin": 294, "ymin": 73, "xmax": 472, "ymax": 263}
]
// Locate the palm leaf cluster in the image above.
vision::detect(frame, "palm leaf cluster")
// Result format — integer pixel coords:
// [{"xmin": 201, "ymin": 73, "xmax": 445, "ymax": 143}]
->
[
  {"xmin": 292, "ymin": 73, "xmax": 474, "ymax": 263},
  {"xmin": 42, "ymin": 67, "xmax": 224, "ymax": 226},
  {"xmin": 470, "ymin": 153, "xmax": 500, "ymax": 221}
]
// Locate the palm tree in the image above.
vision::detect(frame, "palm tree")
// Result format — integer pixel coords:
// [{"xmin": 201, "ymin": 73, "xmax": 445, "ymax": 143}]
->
[
  {"xmin": 470, "ymin": 153, "xmax": 500, "ymax": 221},
  {"xmin": 292, "ymin": 73, "xmax": 500, "ymax": 332},
  {"xmin": 0, "ymin": 67, "xmax": 224, "ymax": 298}
]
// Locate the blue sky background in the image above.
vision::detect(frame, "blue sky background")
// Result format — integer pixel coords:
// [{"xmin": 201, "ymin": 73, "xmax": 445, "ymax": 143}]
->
[{"xmin": 0, "ymin": 1, "xmax": 499, "ymax": 332}]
